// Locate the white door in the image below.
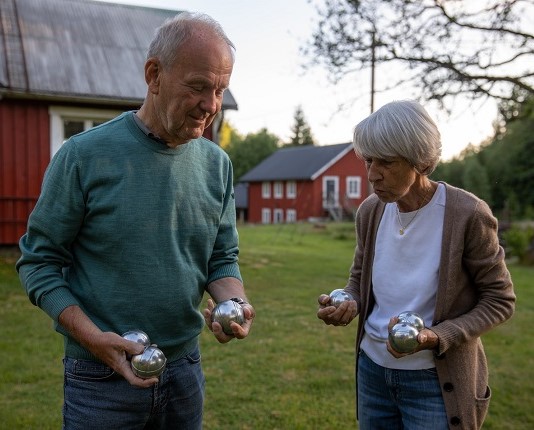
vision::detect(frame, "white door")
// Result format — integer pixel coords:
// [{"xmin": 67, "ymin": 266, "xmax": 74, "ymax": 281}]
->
[{"xmin": 323, "ymin": 176, "xmax": 339, "ymax": 208}]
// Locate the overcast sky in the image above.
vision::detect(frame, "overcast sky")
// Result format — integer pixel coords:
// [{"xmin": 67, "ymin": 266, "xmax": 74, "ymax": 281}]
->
[{"xmin": 95, "ymin": 0, "xmax": 499, "ymax": 160}]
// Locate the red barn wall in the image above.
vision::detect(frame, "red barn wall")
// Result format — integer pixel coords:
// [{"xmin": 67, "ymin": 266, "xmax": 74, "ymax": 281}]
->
[{"xmin": 0, "ymin": 100, "xmax": 50, "ymax": 245}]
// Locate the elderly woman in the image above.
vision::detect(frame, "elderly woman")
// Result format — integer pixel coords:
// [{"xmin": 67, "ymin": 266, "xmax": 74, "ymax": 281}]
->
[{"xmin": 317, "ymin": 100, "xmax": 515, "ymax": 429}]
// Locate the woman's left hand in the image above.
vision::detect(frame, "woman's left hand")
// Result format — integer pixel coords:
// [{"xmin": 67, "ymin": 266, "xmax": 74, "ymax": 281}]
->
[{"xmin": 386, "ymin": 316, "xmax": 439, "ymax": 358}]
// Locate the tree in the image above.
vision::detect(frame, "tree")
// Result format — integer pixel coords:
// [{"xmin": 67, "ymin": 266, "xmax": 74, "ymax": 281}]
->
[
  {"xmin": 303, "ymin": 0, "xmax": 534, "ymax": 108},
  {"xmin": 432, "ymin": 96, "xmax": 534, "ymax": 217},
  {"xmin": 462, "ymin": 157, "xmax": 492, "ymax": 205},
  {"xmin": 287, "ymin": 105, "xmax": 316, "ymax": 146},
  {"xmin": 225, "ymin": 128, "xmax": 280, "ymax": 181},
  {"xmin": 492, "ymin": 97, "xmax": 534, "ymax": 215},
  {"xmin": 219, "ymin": 121, "xmax": 241, "ymax": 150}
]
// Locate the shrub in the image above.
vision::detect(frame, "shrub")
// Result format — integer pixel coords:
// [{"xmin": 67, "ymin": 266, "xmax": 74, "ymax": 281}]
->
[{"xmin": 502, "ymin": 226, "xmax": 534, "ymax": 264}]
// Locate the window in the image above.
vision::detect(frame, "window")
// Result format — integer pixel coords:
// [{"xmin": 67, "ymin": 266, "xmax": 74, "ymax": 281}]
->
[
  {"xmin": 286, "ymin": 209, "xmax": 297, "ymax": 223},
  {"xmin": 63, "ymin": 120, "xmax": 85, "ymax": 139},
  {"xmin": 273, "ymin": 181, "xmax": 283, "ymax": 199},
  {"xmin": 262, "ymin": 182, "xmax": 271, "ymax": 198},
  {"xmin": 346, "ymin": 176, "xmax": 362, "ymax": 198},
  {"xmin": 286, "ymin": 181, "xmax": 296, "ymax": 198},
  {"xmin": 49, "ymin": 106, "xmax": 122, "ymax": 157},
  {"xmin": 273, "ymin": 209, "xmax": 283, "ymax": 224},
  {"xmin": 261, "ymin": 208, "xmax": 271, "ymax": 224}
]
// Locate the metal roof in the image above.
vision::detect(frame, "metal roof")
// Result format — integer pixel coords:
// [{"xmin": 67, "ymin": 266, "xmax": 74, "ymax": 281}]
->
[
  {"xmin": 0, "ymin": 0, "xmax": 238, "ymax": 109},
  {"xmin": 239, "ymin": 143, "xmax": 353, "ymax": 182}
]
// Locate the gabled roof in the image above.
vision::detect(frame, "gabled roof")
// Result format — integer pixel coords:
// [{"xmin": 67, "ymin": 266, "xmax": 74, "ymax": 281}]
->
[
  {"xmin": 239, "ymin": 143, "xmax": 353, "ymax": 182},
  {"xmin": 0, "ymin": 0, "xmax": 237, "ymax": 109}
]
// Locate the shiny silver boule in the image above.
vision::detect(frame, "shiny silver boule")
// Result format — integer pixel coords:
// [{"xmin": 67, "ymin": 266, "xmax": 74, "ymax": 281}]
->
[
  {"xmin": 329, "ymin": 289, "xmax": 353, "ymax": 307},
  {"xmin": 389, "ymin": 323, "xmax": 420, "ymax": 353},
  {"xmin": 211, "ymin": 299, "xmax": 245, "ymax": 335},
  {"xmin": 397, "ymin": 311, "xmax": 425, "ymax": 331},
  {"xmin": 122, "ymin": 330, "xmax": 151, "ymax": 348},
  {"xmin": 130, "ymin": 344, "xmax": 167, "ymax": 378}
]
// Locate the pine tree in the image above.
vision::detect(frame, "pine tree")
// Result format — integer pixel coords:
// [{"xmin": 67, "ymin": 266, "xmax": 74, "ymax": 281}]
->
[{"xmin": 288, "ymin": 105, "xmax": 315, "ymax": 146}]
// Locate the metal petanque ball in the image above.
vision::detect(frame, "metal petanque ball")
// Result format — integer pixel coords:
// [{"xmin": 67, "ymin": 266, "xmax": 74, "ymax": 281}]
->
[
  {"xmin": 389, "ymin": 323, "xmax": 420, "ymax": 353},
  {"xmin": 329, "ymin": 289, "xmax": 353, "ymax": 307},
  {"xmin": 211, "ymin": 299, "xmax": 245, "ymax": 335},
  {"xmin": 122, "ymin": 329, "xmax": 151, "ymax": 360},
  {"xmin": 122, "ymin": 330, "xmax": 151, "ymax": 348},
  {"xmin": 130, "ymin": 344, "xmax": 167, "ymax": 378},
  {"xmin": 396, "ymin": 311, "xmax": 425, "ymax": 331}
]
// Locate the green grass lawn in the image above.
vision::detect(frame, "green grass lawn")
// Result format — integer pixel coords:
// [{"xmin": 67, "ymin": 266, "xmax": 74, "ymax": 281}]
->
[{"xmin": 1, "ymin": 223, "xmax": 532, "ymax": 429}]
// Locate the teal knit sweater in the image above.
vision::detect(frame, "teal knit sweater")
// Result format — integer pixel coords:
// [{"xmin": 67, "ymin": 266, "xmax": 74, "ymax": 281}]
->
[{"xmin": 17, "ymin": 112, "xmax": 242, "ymax": 362}]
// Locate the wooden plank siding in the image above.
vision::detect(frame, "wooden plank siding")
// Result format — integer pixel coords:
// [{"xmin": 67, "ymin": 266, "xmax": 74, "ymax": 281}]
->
[{"xmin": 0, "ymin": 99, "xmax": 49, "ymax": 244}]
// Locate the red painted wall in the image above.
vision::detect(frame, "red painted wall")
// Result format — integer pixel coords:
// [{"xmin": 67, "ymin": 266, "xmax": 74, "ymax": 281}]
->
[
  {"xmin": 0, "ymin": 100, "xmax": 50, "ymax": 245},
  {"xmin": 246, "ymin": 149, "xmax": 369, "ymax": 223}
]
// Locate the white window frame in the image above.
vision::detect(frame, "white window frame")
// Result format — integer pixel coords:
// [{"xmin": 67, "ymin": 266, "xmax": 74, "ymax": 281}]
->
[
  {"xmin": 273, "ymin": 181, "xmax": 283, "ymax": 199},
  {"xmin": 261, "ymin": 208, "xmax": 271, "ymax": 224},
  {"xmin": 286, "ymin": 209, "xmax": 297, "ymax": 223},
  {"xmin": 346, "ymin": 176, "xmax": 362, "ymax": 198},
  {"xmin": 49, "ymin": 106, "xmax": 122, "ymax": 157},
  {"xmin": 273, "ymin": 208, "xmax": 284, "ymax": 224},
  {"xmin": 286, "ymin": 181, "xmax": 297, "ymax": 198},
  {"xmin": 262, "ymin": 182, "xmax": 271, "ymax": 199}
]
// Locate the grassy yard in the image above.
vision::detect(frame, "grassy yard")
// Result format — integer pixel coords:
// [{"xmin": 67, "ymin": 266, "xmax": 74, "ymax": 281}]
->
[{"xmin": 1, "ymin": 223, "xmax": 532, "ymax": 429}]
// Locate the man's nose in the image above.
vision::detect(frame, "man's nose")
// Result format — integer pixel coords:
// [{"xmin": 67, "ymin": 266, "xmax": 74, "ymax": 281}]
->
[{"xmin": 200, "ymin": 91, "xmax": 219, "ymax": 115}]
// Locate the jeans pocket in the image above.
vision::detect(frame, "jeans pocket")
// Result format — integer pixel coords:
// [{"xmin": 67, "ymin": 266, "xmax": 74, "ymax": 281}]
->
[
  {"xmin": 185, "ymin": 349, "xmax": 202, "ymax": 365},
  {"xmin": 64, "ymin": 357, "xmax": 116, "ymax": 382}
]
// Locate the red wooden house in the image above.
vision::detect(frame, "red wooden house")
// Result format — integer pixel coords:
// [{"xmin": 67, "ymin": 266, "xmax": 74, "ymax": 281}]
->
[
  {"xmin": 238, "ymin": 143, "xmax": 369, "ymax": 223},
  {"xmin": 0, "ymin": 0, "xmax": 238, "ymax": 245}
]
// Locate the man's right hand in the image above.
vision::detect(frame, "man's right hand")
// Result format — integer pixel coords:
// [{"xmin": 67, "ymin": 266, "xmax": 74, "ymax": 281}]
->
[{"xmin": 58, "ymin": 305, "xmax": 159, "ymax": 387}]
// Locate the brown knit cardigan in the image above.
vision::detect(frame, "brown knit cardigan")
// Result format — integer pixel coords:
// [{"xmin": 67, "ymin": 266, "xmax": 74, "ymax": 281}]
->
[{"xmin": 345, "ymin": 183, "xmax": 516, "ymax": 429}]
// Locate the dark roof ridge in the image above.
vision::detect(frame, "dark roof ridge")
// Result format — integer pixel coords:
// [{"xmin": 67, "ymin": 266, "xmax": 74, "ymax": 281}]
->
[{"xmin": 239, "ymin": 142, "xmax": 353, "ymax": 182}]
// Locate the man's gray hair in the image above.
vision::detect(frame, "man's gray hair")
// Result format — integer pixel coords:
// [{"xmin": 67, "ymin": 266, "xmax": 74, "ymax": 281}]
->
[
  {"xmin": 352, "ymin": 100, "xmax": 442, "ymax": 175},
  {"xmin": 147, "ymin": 12, "xmax": 235, "ymax": 67}
]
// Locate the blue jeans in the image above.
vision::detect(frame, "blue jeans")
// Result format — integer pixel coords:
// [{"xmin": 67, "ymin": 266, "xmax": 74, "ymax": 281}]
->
[
  {"xmin": 357, "ymin": 350, "xmax": 448, "ymax": 430},
  {"xmin": 63, "ymin": 347, "xmax": 205, "ymax": 430}
]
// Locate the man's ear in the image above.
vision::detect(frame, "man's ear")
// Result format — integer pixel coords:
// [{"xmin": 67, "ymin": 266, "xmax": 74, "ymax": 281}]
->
[{"xmin": 145, "ymin": 58, "xmax": 161, "ymax": 94}]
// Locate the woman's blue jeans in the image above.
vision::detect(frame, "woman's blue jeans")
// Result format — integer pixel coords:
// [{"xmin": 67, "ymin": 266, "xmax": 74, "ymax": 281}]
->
[
  {"xmin": 62, "ymin": 347, "xmax": 205, "ymax": 430},
  {"xmin": 357, "ymin": 350, "xmax": 448, "ymax": 430}
]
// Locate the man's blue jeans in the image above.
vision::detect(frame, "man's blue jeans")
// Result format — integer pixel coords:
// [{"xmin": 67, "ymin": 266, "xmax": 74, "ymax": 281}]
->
[
  {"xmin": 357, "ymin": 350, "xmax": 448, "ymax": 430},
  {"xmin": 63, "ymin": 347, "xmax": 205, "ymax": 430}
]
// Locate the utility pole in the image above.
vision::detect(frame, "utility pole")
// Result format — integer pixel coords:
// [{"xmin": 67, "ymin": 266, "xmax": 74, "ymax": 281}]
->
[{"xmin": 370, "ymin": 30, "xmax": 376, "ymax": 114}]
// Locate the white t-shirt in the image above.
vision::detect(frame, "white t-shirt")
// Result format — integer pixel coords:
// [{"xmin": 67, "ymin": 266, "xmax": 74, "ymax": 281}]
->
[{"xmin": 361, "ymin": 183, "xmax": 446, "ymax": 369}]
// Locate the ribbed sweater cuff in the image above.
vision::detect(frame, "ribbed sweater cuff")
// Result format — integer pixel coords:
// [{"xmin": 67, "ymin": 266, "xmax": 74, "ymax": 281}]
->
[
  {"xmin": 40, "ymin": 286, "xmax": 80, "ymax": 321},
  {"xmin": 207, "ymin": 264, "xmax": 242, "ymax": 285}
]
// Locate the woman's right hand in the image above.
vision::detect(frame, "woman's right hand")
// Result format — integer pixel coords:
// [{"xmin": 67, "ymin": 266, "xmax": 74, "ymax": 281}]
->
[{"xmin": 317, "ymin": 294, "xmax": 358, "ymax": 327}]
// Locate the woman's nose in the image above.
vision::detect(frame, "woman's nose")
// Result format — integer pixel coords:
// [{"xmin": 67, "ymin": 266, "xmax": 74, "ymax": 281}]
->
[{"xmin": 367, "ymin": 162, "xmax": 381, "ymax": 182}]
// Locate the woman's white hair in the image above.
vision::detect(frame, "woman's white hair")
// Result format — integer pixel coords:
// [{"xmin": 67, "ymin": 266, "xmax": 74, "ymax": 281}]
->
[
  {"xmin": 147, "ymin": 12, "xmax": 235, "ymax": 67},
  {"xmin": 352, "ymin": 100, "xmax": 442, "ymax": 175}
]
